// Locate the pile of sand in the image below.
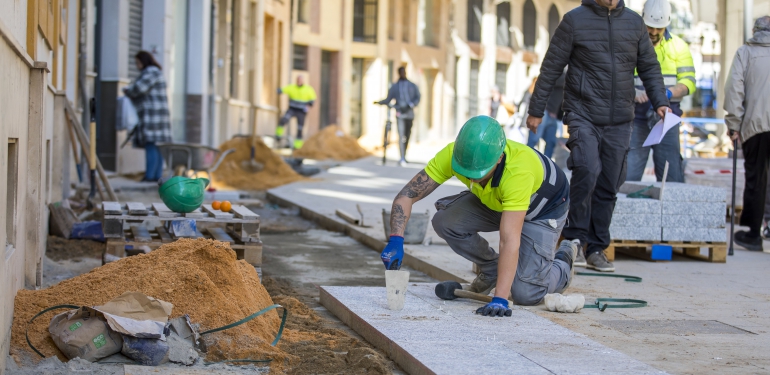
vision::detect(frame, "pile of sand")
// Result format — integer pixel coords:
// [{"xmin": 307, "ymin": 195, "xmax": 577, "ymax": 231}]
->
[
  {"xmin": 11, "ymin": 238, "xmax": 300, "ymax": 371},
  {"xmin": 293, "ymin": 125, "xmax": 370, "ymax": 161},
  {"xmin": 212, "ymin": 136, "xmax": 304, "ymax": 191}
]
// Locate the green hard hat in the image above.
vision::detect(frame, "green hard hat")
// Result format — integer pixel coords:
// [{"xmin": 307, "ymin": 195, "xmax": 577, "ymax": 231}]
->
[
  {"xmin": 451, "ymin": 116, "xmax": 506, "ymax": 179},
  {"xmin": 158, "ymin": 176, "xmax": 209, "ymax": 213}
]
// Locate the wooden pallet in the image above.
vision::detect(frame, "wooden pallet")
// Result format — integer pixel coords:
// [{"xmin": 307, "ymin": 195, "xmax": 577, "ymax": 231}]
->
[
  {"xmin": 104, "ymin": 226, "xmax": 262, "ymax": 266},
  {"xmin": 610, "ymin": 239, "xmax": 727, "ymax": 263}
]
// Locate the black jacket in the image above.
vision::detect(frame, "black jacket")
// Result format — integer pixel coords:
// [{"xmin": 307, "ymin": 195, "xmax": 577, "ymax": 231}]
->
[
  {"xmin": 545, "ymin": 69, "xmax": 566, "ymax": 118},
  {"xmin": 528, "ymin": 0, "xmax": 668, "ymax": 126}
]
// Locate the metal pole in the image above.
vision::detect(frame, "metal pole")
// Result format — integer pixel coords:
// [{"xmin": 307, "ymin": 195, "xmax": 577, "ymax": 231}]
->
[
  {"xmin": 745, "ymin": 0, "xmax": 754, "ymax": 42},
  {"xmin": 729, "ymin": 139, "xmax": 738, "ymax": 256}
]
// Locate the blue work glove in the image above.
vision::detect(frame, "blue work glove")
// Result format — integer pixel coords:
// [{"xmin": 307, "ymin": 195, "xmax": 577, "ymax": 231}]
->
[
  {"xmin": 666, "ymin": 89, "xmax": 673, "ymax": 100},
  {"xmin": 476, "ymin": 297, "xmax": 512, "ymax": 317},
  {"xmin": 381, "ymin": 236, "xmax": 404, "ymax": 270}
]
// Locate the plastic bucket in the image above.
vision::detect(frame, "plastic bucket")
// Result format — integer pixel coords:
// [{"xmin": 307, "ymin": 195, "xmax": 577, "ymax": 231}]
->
[{"xmin": 382, "ymin": 209, "xmax": 430, "ymax": 244}]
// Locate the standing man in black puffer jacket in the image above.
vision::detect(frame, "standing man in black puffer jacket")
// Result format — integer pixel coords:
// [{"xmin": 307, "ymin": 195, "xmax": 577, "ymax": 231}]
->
[{"xmin": 526, "ymin": 0, "xmax": 670, "ymax": 272}]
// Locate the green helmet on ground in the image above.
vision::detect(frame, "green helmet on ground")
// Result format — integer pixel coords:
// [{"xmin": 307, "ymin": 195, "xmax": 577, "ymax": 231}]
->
[{"xmin": 452, "ymin": 116, "xmax": 506, "ymax": 179}]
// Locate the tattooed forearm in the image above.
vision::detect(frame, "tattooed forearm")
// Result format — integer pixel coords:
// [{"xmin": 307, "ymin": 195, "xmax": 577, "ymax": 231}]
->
[
  {"xmin": 396, "ymin": 170, "xmax": 440, "ymax": 201},
  {"xmin": 389, "ymin": 170, "xmax": 440, "ymax": 237},
  {"xmin": 390, "ymin": 203, "xmax": 408, "ymax": 236}
]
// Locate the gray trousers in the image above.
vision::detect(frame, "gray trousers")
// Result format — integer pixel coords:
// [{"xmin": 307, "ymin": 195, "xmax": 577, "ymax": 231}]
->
[{"xmin": 432, "ymin": 191, "xmax": 570, "ymax": 306}]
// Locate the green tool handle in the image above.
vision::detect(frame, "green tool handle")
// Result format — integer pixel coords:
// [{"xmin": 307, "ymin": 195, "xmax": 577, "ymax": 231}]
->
[
  {"xmin": 584, "ymin": 298, "xmax": 648, "ymax": 311},
  {"xmin": 576, "ymin": 272, "xmax": 642, "ymax": 282}
]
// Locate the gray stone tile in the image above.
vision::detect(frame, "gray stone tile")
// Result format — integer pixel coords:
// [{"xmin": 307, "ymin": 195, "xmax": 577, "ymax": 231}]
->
[
  {"xmin": 620, "ymin": 181, "xmax": 726, "ymax": 202},
  {"xmin": 662, "ymin": 214, "xmax": 726, "ymax": 228},
  {"xmin": 611, "ymin": 214, "xmax": 661, "ymax": 227},
  {"xmin": 610, "ymin": 226, "xmax": 661, "ymax": 241},
  {"xmin": 614, "ymin": 194, "xmax": 662, "ymax": 214},
  {"xmin": 661, "ymin": 201, "xmax": 726, "ymax": 215},
  {"xmin": 662, "ymin": 227, "xmax": 727, "ymax": 242}
]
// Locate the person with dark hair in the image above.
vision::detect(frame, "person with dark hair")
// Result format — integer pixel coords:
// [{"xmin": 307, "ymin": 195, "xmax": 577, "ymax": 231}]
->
[
  {"xmin": 725, "ymin": 16, "xmax": 770, "ymax": 251},
  {"xmin": 123, "ymin": 51, "xmax": 172, "ymax": 182},
  {"xmin": 376, "ymin": 66, "xmax": 421, "ymax": 166}
]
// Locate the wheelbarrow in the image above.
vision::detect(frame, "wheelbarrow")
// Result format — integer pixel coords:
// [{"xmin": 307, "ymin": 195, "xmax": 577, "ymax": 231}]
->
[{"xmin": 156, "ymin": 142, "xmax": 234, "ymax": 180}]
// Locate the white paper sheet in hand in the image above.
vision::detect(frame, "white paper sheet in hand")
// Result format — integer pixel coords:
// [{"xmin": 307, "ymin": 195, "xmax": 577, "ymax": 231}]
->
[{"xmin": 643, "ymin": 112, "xmax": 682, "ymax": 147}]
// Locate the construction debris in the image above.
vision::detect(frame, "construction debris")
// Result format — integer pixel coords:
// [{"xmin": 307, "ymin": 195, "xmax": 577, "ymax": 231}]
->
[
  {"xmin": 212, "ymin": 136, "xmax": 305, "ymax": 191},
  {"xmin": 293, "ymin": 125, "xmax": 370, "ymax": 161}
]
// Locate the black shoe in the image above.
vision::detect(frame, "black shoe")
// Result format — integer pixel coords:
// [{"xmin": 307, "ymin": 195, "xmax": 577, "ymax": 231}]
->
[
  {"xmin": 763, "ymin": 226, "xmax": 770, "ymax": 240},
  {"xmin": 735, "ymin": 231, "xmax": 763, "ymax": 251}
]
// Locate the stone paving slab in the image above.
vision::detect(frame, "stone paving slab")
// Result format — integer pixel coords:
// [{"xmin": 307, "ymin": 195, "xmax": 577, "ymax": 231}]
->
[
  {"xmin": 662, "ymin": 227, "xmax": 726, "ymax": 242},
  {"xmin": 609, "ymin": 226, "xmax": 661, "ymax": 241},
  {"xmin": 614, "ymin": 194, "xmax": 662, "ymax": 214},
  {"xmin": 320, "ymin": 284, "xmax": 666, "ymax": 375},
  {"xmin": 610, "ymin": 214, "xmax": 661, "ymax": 228},
  {"xmin": 620, "ymin": 181, "xmax": 726, "ymax": 202},
  {"xmin": 662, "ymin": 214, "xmax": 726, "ymax": 228},
  {"xmin": 661, "ymin": 201, "xmax": 726, "ymax": 215}
]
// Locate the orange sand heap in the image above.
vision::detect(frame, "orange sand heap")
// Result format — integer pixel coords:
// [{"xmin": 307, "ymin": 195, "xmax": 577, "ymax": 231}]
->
[
  {"xmin": 11, "ymin": 238, "xmax": 301, "ymax": 371},
  {"xmin": 293, "ymin": 125, "xmax": 370, "ymax": 161},
  {"xmin": 212, "ymin": 136, "xmax": 304, "ymax": 191}
]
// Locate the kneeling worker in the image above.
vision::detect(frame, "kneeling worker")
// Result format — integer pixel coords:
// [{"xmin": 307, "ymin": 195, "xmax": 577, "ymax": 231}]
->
[{"xmin": 381, "ymin": 116, "xmax": 575, "ymax": 316}]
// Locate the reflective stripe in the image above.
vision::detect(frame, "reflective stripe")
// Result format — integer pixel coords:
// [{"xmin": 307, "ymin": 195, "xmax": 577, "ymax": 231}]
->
[
  {"xmin": 537, "ymin": 154, "xmax": 547, "ymax": 182},
  {"xmin": 525, "ymin": 198, "xmax": 548, "ymax": 221},
  {"xmin": 680, "ymin": 76, "xmax": 696, "ymax": 84},
  {"xmin": 545, "ymin": 156, "xmax": 556, "ymax": 185},
  {"xmin": 663, "ymin": 76, "xmax": 678, "ymax": 86},
  {"xmin": 677, "ymin": 66, "xmax": 695, "ymax": 73},
  {"xmin": 635, "ymin": 77, "xmax": 678, "ymax": 87},
  {"xmin": 530, "ymin": 193, "xmax": 538, "ymax": 203}
]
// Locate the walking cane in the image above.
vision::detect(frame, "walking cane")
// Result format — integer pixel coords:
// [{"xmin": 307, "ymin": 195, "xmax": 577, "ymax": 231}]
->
[{"xmin": 729, "ymin": 138, "xmax": 738, "ymax": 256}]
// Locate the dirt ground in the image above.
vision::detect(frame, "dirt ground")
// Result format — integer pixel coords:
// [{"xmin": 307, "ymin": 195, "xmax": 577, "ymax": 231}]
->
[{"xmin": 12, "ymin": 204, "xmax": 408, "ymax": 375}]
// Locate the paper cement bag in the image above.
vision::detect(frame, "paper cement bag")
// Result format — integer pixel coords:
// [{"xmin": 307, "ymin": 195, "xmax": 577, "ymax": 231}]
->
[
  {"xmin": 93, "ymin": 291, "xmax": 173, "ymax": 339},
  {"xmin": 48, "ymin": 307, "xmax": 123, "ymax": 362}
]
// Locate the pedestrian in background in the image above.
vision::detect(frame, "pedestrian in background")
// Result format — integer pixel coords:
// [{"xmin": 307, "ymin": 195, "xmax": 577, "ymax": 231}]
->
[
  {"xmin": 626, "ymin": 0, "xmax": 696, "ymax": 183},
  {"xmin": 376, "ymin": 67, "xmax": 421, "ymax": 167},
  {"xmin": 123, "ymin": 51, "xmax": 172, "ymax": 182},
  {"xmin": 527, "ymin": 70, "xmax": 565, "ymax": 158},
  {"xmin": 527, "ymin": 0, "xmax": 669, "ymax": 272},
  {"xmin": 277, "ymin": 75, "xmax": 317, "ymax": 150},
  {"xmin": 725, "ymin": 16, "xmax": 770, "ymax": 251}
]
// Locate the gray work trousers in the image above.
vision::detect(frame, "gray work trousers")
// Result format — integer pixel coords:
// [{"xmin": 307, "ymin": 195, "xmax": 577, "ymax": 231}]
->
[{"xmin": 432, "ymin": 191, "xmax": 570, "ymax": 306}]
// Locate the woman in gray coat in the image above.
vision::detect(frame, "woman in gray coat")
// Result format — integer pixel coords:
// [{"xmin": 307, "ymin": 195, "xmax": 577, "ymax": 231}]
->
[{"xmin": 123, "ymin": 51, "xmax": 173, "ymax": 181}]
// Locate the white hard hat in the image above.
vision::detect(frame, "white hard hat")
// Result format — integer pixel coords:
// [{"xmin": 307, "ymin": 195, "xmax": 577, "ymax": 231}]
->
[{"xmin": 642, "ymin": 0, "xmax": 671, "ymax": 28}]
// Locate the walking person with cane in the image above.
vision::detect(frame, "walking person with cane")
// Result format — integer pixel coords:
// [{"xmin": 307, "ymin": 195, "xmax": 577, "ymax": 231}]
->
[{"xmin": 724, "ymin": 16, "xmax": 770, "ymax": 252}]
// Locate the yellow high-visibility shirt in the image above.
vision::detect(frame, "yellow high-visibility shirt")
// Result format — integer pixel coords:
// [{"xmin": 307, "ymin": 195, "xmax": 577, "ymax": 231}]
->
[
  {"xmin": 280, "ymin": 84, "xmax": 317, "ymax": 103},
  {"xmin": 425, "ymin": 140, "xmax": 543, "ymax": 212},
  {"xmin": 635, "ymin": 31, "xmax": 696, "ymax": 98}
]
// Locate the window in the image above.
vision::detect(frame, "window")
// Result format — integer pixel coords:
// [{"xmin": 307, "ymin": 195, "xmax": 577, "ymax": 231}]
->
[
  {"xmin": 496, "ymin": 2, "xmax": 511, "ymax": 47},
  {"xmin": 522, "ymin": 0, "xmax": 537, "ymax": 49},
  {"xmin": 495, "ymin": 63, "xmax": 508, "ymax": 95},
  {"xmin": 401, "ymin": 0, "xmax": 410, "ymax": 42},
  {"xmin": 293, "ymin": 44, "xmax": 308, "ymax": 70},
  {"xmin": 418, "ymin": 0, "xmax": 439, "ymax": 47},
  {"xmin": 548, "ymin": 5, "xmax": 560, "ymax": 40},
  {"xmin": 353, "ymin": 0, "xmax": 378, "ymax": 43},
  {"xmin": 388, "ymin": 0, "xmax": 396, "ymax": 40},
  {"xmin": 469, "ymin": 59, "xmax": 480, "ymax": 116},
  {"xmin": 467, "ymin": 0, "xmax": 482, "ymax": 42},
  {"xmin": 6, "ymin": 139, "xmax": 19, "ymax": 253},
  {"xmin": 297, "ymin": 0, "xmax": 310, "ymax": 24}
]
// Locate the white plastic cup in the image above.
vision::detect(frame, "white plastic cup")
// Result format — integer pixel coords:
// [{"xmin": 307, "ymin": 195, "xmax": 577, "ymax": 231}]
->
[{"xmin": 385, "ymin": 270, "xmax": 410, "ymax": 310}]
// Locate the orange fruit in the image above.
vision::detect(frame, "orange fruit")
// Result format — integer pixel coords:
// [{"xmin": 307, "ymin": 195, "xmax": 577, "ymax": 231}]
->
[
  {"xmin": 211, "ymin": 201, "xmax": 221, "ymax": 210},
  {"xmin": 220, "ymin": 201, "xmax": 232, "ymax": 212}
]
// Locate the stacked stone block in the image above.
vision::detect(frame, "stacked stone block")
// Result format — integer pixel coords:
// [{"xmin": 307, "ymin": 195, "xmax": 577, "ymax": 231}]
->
[{"xmin": 611, "ymin": 182, "xmax": 726, "ymax": 243}]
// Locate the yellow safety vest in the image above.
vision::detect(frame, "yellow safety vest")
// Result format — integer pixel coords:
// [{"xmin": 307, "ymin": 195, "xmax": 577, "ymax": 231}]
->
[{"xmin": 635, "ymin": 31, "xmax": 696, "ymax": 103}]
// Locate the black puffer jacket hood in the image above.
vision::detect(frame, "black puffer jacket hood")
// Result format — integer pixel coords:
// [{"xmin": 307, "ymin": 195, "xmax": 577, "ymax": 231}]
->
[{"xmin": 528, "ymin": 0, "xmax": 669, "ymax": 126}]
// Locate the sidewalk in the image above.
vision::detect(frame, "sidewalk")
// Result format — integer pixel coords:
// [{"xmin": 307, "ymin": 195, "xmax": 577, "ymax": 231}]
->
[{"xmin": 268, "ymin": 156, "xmax": 770, "ymax": 374}]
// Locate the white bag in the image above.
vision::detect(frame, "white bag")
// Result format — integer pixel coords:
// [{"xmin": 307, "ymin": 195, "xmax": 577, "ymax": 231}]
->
[{"xmin": 116, "ymin": 96, "xmax": 139, "ymax": 131}]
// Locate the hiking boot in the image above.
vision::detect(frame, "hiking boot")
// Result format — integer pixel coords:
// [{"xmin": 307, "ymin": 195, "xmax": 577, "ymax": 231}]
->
[
  {"xmin": 555, "ymin": 240, "xmax": 578, "ymax": 290},
  {"xmin": 469, "ymin": 272, "xmax": 497, "ymax": 296},
  {"xmin": 571, "ymin": 239, "xmax": 587, "ymax": 268},
  {"xmin": 735, "ymin": 230, "xmax": 763, "ymax": 251},
  {"xmin": 586, "ymin": 251, "xmax": 615, "ymax": 272}
]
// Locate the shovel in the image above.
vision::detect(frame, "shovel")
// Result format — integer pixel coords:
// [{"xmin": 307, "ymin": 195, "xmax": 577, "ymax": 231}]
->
[{"xmin": 240, "ymin": 122, "xmax": 264, "ymax": 173}]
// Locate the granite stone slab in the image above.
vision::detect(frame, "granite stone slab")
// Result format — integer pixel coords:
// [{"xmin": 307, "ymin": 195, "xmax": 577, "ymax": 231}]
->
[
  {"xmin": 614, "ymin": 194, "xmax": 662, "ymax": 214},
  {"xmin": 610, "ymin": 226, "xmax": 661, "ymax": 241},
  {"xmin": 610, "ymin": 214, "xmax": 661, "ymax": 228},
  {"xmin": 620, "ymin": 181, "xmax": 726, "ymax": 202},
  {"xmin": 661, "ymin": 201, "xmax": 727, "ymax": 215},
  {"xmin": 662, "ymin": 214, "xmax": 726, "ymax": 228},
  {"xmin": 320, "ymin": 284, "xmax": 665, "ymax": 375},
  {"xmin": 662, "ymin": 227, "xmax": 727, "ymax": 242}
]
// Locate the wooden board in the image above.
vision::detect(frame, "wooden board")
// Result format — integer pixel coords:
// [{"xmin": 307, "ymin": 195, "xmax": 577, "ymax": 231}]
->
[
  {"xmin": 231, "ymin": 205, "xmax": 259, "ymax": 220},
  {"xmin": 130, "ymin": 225, "xmax": 152, "ymax": 242},
  {"xmin": 610, "ymin": 239, "xmax": 726, "ymax": 263},
  {"xmin": 152, "ymin": 203, "xmax": 181, "ymax": 218},
  {"xmin": 185, "ymin": 208, "xmax": 207, "ymax": 218},
  {"xmin": 202, "ymin": 204, "xmax": 234, "ymax": 219},
  {"xmin": 103, "ymin": 201, "xmax": 123, "ymax": 215},
  {"xmin": 206, "ymin": 227, "xmax": 235, "ymax": 244},
  {"xmin": 155, "ymin": 226, "xmax": 173, "ymax": 243},
  {"xmin": 127, "ymin": 202, "xmax": 149, "ymax": 215}
]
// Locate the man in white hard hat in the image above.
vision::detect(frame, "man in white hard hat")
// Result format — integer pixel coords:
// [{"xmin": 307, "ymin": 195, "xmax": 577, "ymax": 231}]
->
[{"xmin": 626, "ymin": 0, "xmax": 696, "ymax": 183}]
